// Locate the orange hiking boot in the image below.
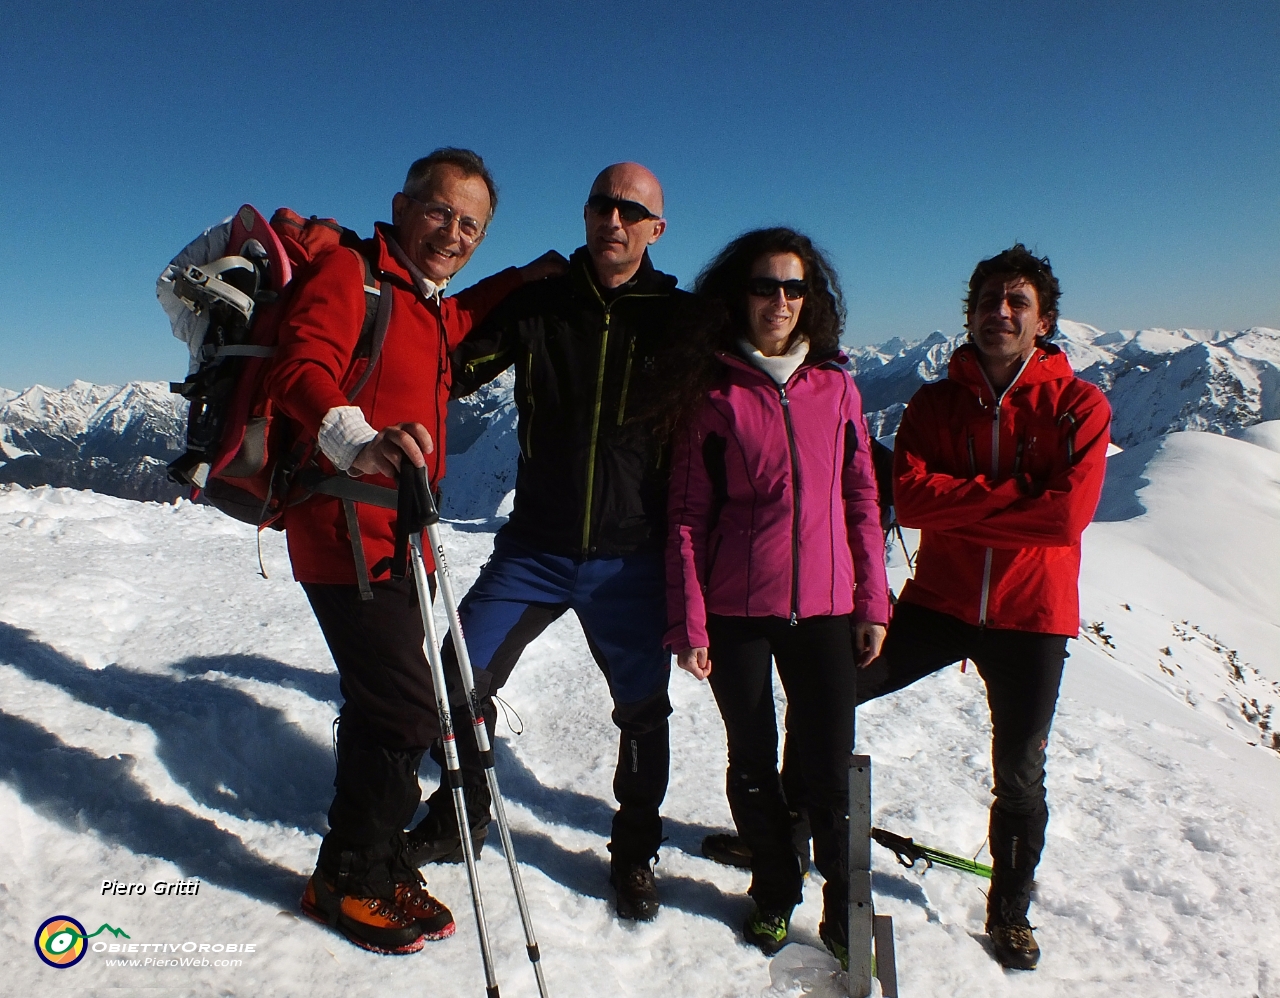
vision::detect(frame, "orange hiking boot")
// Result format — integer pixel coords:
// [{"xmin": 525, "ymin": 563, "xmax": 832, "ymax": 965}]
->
[
  {"xmin": 394, "ymin": 874, "xmax": 456, "ymax": 940},
  {"xmin": 301, "ymin": 872, "xmax": 425, "ymax": 955}
]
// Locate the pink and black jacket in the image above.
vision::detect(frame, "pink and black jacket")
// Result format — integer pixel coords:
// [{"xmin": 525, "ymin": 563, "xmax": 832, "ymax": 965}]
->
[{"xmin": 665, "ymin": 349, "xmax": 890, "ymax": 654}]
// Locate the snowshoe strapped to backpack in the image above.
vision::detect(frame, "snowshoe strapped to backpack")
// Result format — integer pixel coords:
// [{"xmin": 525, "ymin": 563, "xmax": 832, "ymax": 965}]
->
[{"xmin": 158, "ymin": 205, "xmax": 392, "ymax": 527}]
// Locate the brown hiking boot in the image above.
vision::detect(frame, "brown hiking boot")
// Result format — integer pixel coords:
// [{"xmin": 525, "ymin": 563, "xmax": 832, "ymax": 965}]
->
[
  {"xmin": 988, "ymin": 923, "xmax": 1040, "ymax": 970},
  {"xmin": 394, "ymin": 876, "xmax": 456, "ymax": 940},
  {"xmin": 301, "ymin": 872, "xmax": 425, "ymax": 955},
  {"xmin": 610, "ymin": 860, "xmax": 660, "ymax": 921}
]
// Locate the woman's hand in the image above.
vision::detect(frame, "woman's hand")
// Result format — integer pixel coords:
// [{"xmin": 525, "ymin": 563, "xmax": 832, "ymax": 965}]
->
[
  {"xmin": 677, "ymin": 647, "xmax": 711, "ymax": 680},
  {"xmin": 853, "ymin": 622, "xmax": 887, "ymax": 668}
]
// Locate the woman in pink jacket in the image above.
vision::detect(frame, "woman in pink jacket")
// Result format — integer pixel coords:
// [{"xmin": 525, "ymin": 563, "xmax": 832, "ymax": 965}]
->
[{"xmin": 663, "ymin": 227, "xmax": 890, "ymax": 959}]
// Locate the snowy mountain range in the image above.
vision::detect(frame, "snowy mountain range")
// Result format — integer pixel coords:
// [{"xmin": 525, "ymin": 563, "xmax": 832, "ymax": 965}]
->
[
  {"xmin": 0, "ymin": 380, "xmax": 187, "ymax": 502},
  {"xmin": 2, "ymin": 322, "xmax": 1278, "ymax": 516}
]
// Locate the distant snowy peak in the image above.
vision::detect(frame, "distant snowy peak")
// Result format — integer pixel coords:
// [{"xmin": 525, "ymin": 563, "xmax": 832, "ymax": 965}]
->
[
  {"xmin": 0, "ymin": 379, "xmax": 183, "ymax": 435},
  {"xmin": 847, "ymin": 322, "xmax": 1280, "ymax": 447},
  {"xmin": 0, "ymin": 380, "xmax": 187, "ymax": 501}
]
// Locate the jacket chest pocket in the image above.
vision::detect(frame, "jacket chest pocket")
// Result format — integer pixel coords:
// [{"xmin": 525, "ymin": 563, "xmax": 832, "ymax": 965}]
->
[
  {"xmin": 1016, "ymin": 411, "xmax": 1074, "ymax": 480},
  {"xmin": 616, "ymin": 335, "xmax": 638, "ymax": 425}
]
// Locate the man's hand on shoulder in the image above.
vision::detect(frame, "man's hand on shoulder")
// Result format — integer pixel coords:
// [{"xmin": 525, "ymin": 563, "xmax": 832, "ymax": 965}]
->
[
  {"xmin": 349, "ymin": 422, "xmax": 434, "ymax": 478},
  {"xmin": 518, "ymin": 250, "xmax": 568, "ymax": 283}
]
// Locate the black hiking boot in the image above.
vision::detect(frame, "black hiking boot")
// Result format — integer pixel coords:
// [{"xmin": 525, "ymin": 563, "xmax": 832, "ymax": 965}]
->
[
  {"xmin": 702, "ymin": 832, "xmax": 752, "ymax": 869},
  {"xmin": 406, "ymin": 787, "xmax": 490, "ymax": 866},
  {"xmin": 700, "ymin": 818, "xmax": 812, "ymax": 872},
  {"xmin": 988, "ymin": 922, "xmax": 1040, "ymax": 970},
  {"xmin": 818, "ymin": 919, "xmax": 849, "ymax": 970},
  {"xmin": 743, "ymin": 905, "xmax": 792, "ymax": 955},
  {"xmin": 610, "ymin": 860, "xmax": 659, "ymax": 921}
]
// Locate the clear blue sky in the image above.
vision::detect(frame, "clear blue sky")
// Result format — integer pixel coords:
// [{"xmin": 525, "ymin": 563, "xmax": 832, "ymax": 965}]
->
[{"xmin": 1, "ymin": 1, "xmax": 1276, "ymax": 389}]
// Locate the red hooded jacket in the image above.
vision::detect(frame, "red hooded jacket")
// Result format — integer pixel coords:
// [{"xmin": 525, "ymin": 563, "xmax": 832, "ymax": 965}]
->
[
  {"xmin": 894, "ymin": 342, "xmax": 1110, "ymax": 636},
  {"xmin": 265, "ymin": 224, "xmax": 521, "ymax": 583}
]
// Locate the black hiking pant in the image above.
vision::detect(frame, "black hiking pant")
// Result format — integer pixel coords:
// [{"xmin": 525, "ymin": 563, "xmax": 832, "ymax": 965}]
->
[
  {"xmin": 303, "ymin": 577, "xmax": 439, "ymax": 897},
  {"xmin": 857, "ymin": 600, "xmax": 1069, "ymax": 925},
  {"xmin": 706, "ymin": 613, "xmax": 857, "ymax": 922}
]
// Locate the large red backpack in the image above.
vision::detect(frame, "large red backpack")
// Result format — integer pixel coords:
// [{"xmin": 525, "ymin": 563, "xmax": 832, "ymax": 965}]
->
[{"xmin": 161, "ymin": 205, "xmax": 393, "ymax": 528}]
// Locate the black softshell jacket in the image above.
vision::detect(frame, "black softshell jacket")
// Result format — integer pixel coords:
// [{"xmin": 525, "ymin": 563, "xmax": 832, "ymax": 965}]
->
[{"xmin": 451, "ymin": 247, "xmax": 691, "ymax": 558}]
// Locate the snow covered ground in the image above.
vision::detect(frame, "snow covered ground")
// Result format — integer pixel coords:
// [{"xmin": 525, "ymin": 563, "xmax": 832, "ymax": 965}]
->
[{"xmin": 1, "ymin": 425, "xmax": 1278, "ymax": 997}]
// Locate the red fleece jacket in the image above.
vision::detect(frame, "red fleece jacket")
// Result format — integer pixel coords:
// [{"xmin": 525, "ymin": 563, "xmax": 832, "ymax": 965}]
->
[
  {"xmin": 265, "ymin": 224, "xmax": 521, "ymax": 583},
  {"xmin": 894, "ymin": 342, "xmax": 1110, "ymax": 636}
]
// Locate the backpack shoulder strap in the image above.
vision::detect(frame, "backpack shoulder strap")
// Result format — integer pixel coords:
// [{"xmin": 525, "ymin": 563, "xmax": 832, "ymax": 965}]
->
[{"xmin": 344, "ymin": 247, "xmax": 392, "ymax": 402}]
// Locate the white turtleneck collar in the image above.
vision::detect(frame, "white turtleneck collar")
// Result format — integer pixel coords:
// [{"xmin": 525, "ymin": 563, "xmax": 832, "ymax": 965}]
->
[{"xmin": 737, "ymin": 336, "xmax": 810, "ymax": 385}]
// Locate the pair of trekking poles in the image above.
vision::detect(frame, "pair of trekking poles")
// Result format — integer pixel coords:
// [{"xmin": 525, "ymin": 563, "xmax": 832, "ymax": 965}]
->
[{"xmin": 392, "ymin": 465, "xmax": 549, "ymax": 998}]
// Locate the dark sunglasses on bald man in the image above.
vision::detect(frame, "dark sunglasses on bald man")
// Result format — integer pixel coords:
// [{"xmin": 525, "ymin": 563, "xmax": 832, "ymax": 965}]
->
[
  {"xmin": 585, "ymin": 194, "xmax": 661, "ymax": 224},
  {"xmin": 747, "ymin": 278, "xmax": 808, "ymax": 300}
]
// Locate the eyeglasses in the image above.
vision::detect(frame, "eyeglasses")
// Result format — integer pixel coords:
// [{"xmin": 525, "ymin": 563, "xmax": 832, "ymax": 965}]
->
[
  {"xmin": 404, "ymin": 196, "xmax": 486, "ymax": 245},
  {"xmin": 747, "ymin": 278, "xmax": 808, "ymax": 300},
  {"xmin": 585, "ymin": 194, "xmax": 661, "ymax": 224}
]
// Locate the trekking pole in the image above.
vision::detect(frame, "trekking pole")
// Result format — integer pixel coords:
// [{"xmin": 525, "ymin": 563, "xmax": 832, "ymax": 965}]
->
[
  {"xmin": 415, "ymin": 478, "xmax": 551, "ymax": 998},
  {"xmin": 396, "ymin": 470, "xmax": 502, "ymax": 998},
  {"xmin": 892, "ymin": 521, "xmax": 915, "ymax": 574}
]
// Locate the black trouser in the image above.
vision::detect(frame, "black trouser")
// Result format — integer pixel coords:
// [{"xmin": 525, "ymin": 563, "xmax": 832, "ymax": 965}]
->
[
  {"xmin": 303, "ymin": 577, "xmax": 439, "ymax": 897},
  {"xmin": 857, "ymin": 601, "xmax": 1069, "ymax": 925},
  {"xmin": 706, "ymin": 614, "xmax": 857, "ymax": 920}
]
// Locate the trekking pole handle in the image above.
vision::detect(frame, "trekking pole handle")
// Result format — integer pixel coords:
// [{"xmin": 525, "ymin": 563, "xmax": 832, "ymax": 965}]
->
[
  {"xmin": 871, "ymin": 827, "xmax": 930, "ymax": 870},
  {"xmin": 390, "ymin": 465, "xmax": 439, "ymax": 580}
]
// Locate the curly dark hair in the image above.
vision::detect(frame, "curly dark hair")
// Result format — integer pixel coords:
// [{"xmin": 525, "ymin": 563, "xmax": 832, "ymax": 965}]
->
[
  {"xmin": 964, "ymin": 243, "xmax": 1061, "ymax": 341},
  {"xmin": 646, "ymin": 227, "xmax": 846, "ymax": 440}
]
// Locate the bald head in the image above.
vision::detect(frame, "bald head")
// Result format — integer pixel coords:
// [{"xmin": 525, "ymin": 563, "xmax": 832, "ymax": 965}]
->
[
  {"xmin": 590, "ymin": 162, "xmax": 664, "ymax": 217},
  {"xmin": 583, "ymin": 162, "xmax": 668, "ymax": 289}
]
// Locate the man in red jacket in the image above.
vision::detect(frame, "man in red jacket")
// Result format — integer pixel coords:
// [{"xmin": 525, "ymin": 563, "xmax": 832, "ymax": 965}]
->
[
  {"xmin": 265, "ymin": 148, "xmax": 565, "ymax": 955},
  {"xmin": 858, "ymin": 244, "xmax": 1110, "ymax": 971}
]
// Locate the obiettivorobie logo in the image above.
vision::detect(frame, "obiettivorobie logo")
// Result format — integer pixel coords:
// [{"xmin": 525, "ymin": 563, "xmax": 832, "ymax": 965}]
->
[
  {"xmin": 35, "ymin": 915, "xmax": 257, "ymax": 970},
  {"xmin": 34, "ymin": 916, "xmax": 130, "ymax": 969}
]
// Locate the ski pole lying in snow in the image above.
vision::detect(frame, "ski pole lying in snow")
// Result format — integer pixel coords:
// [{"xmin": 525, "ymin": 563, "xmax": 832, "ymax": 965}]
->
[
  {"xmin": 394, "ymin": 465, "xmax": 550, "ymax": 998},
  {"xmin": 872, "ymin": 827, "xmax": 992, "ymax": 879}
]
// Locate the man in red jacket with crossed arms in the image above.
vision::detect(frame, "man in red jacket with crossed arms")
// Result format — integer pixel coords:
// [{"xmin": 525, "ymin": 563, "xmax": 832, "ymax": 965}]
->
[
  {"xmin": 858, "ymin": 244, "xmax": 1110, "ymax": 971},
  {"xmin": 265, "ymin": 148, "xmax": 564, "ymax": 955}
]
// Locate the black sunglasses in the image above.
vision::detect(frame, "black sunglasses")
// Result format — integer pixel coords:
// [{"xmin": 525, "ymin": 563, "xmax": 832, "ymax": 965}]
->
[
  {"xmin": 585, "ymin": 194, "xmax": 661, "ymax": 224},
  {"xmin": 747, "ymin": 278, "xmax": 808, "ymax": 300}
]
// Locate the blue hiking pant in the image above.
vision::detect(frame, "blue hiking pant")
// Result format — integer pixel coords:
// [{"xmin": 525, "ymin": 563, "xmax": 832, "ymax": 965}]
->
[{"xmin": 434, "ymin": 528, "xmax": 672, "ymax": 864}]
